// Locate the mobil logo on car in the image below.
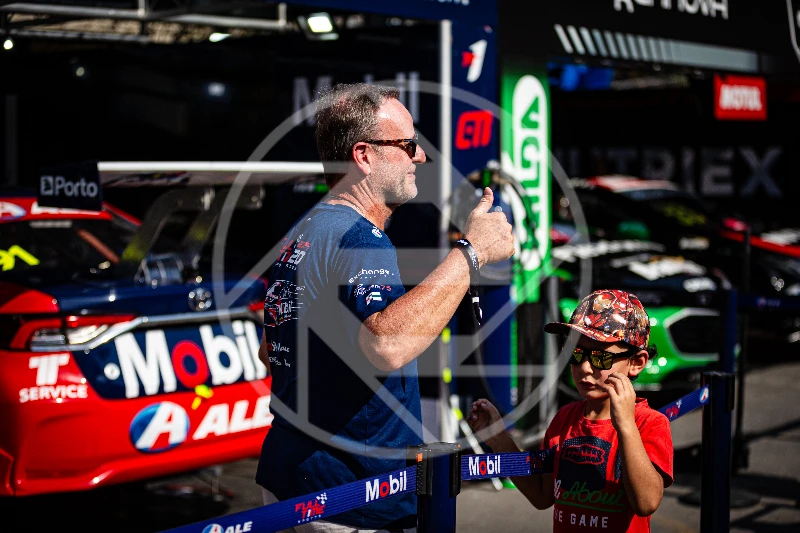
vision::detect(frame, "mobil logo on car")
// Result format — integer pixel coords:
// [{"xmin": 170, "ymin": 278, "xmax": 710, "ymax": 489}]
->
[
  {"xmin": 87, "ymin": 319, "xmax": 267, "ymax": 399},
  {"xmin": 468, "ymin": 454, "xmax": 501, "ymax": 477}
]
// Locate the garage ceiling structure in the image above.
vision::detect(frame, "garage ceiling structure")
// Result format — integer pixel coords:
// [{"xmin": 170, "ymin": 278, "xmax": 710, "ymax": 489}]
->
[{"xmin": 0, "ymin": 1, "xmax": 316, "ymax": 45}]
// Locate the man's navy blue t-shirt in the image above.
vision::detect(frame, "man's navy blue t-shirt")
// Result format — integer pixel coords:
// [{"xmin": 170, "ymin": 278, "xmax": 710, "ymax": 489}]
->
[{"xmin": 256, "ymin": 203, "xmax": 422, "ymax": 530}]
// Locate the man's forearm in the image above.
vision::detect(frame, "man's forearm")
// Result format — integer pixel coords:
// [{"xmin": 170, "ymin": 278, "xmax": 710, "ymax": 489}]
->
[{"xmin": 359, "ymin": 248, "xmax": 472, "ymax": 370}]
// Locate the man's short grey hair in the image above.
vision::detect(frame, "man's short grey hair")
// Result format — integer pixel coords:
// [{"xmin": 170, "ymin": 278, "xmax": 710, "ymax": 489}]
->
[{"xmin": 315, "ymin": 83, "xmax": 400, "ymax": 187}]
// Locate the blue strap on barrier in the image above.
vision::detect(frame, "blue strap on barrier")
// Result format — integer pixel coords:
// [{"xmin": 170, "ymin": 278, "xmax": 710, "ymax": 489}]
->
[
  {"xmin": 463, "ymin": 386, "xmax": 711, "ymax": 480},
  {"xmin": 460, "ymin": 447, "xmax": 557, "ymax": 480},
  {"xmin": 461, "ymin": 451, "xmax": 530, "ymax": 480},
  {"xmin": 739, "ymin": 292, "xmax": 800, "ymax": 311},
  {"xmin": 160, "ymin": 466, "xmax": 416, "ymax": 533},
  {"xmin": 529, "ymin": 447, "xmax": 557, "ymax": 475},
  {"xmin": 658, "ymin": 385, "xmax": 710, "ymax": 422},
  {"xmin": 159, "ymin": 387, "xmax": 710, "ymax": 531}
]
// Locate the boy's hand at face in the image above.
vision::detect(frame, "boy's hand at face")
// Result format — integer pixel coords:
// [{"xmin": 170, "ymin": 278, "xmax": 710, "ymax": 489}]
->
[{"xmin": 603, "ymin": 372, "xmax": 638, "ymax": 433}]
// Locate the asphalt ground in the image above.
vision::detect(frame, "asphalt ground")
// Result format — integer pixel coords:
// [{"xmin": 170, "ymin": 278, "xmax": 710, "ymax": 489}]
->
[{"xmin": 5, "ymin": 357, "xmax": 800, "ymax": 533}]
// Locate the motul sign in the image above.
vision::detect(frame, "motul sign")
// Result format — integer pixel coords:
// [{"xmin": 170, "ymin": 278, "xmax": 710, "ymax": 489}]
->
[{"xmin": 714, "ymin": 75, "xmax": 766, "ymax": 121}]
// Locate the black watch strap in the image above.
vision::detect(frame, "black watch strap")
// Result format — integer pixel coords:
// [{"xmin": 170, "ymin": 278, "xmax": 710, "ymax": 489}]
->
[
  {"xmin": 454, "ymin": 239, "xmax": 480, "ymax": 284},
  {"xmin": 454, "ymin": 239, "xmax": 483, "ymax": 325}
]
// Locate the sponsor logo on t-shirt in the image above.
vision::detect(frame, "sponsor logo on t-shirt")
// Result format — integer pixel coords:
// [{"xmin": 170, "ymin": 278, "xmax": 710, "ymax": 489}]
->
[
  {"xmin": 276, "ymin": 238, "xmax": 311, "ymax": 271},
  {"xmin": 372, "ymin": 227, "xmax": 382, "ymax": 238},
  {"xmin": 265, "ymin": 280, "xmax": 303, "ymax": 327},
  {"xmin": 562, "ymin": 443, "xmax": 606, "ymax": 465},
  {"xmin": 348, "ymin": 268, "xmax": 392, "ymax": 284},
  {"xmin": 364, "ymin": 284, "xmax": 392, "ymax": 305},
  {"xmin": 555, "ymin": 479, "xmax": 626, "ymax": 511}
]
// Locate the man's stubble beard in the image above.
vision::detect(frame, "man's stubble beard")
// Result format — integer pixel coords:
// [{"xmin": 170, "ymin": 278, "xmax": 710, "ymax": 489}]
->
[{"xmin": 380, "ymin": 168, "xmax": 418, "ymax": 207}]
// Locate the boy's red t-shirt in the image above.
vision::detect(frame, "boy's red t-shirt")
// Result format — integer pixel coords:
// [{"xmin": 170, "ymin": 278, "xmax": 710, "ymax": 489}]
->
[{"xmin": 542, "ymin": 398, "xmax": 674, "ymax": 533}]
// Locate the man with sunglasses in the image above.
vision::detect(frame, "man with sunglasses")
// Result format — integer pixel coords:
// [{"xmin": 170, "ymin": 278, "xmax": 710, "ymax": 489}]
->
[
  {"xmin": 467, "ymin": 289, "xmax": 673, "ymax": 533},
  {"xmin": 256, "ymin": 83, "xmax": 514, "ymax": 532}
]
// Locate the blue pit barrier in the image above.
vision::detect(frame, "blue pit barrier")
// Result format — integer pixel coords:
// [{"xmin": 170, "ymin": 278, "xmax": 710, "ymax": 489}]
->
[
  {"xmin": 163, "ymin": 467, "xmax": 417, "ymax": 533},
  {"xmin": 158, "ymin": 385, "xmax": 710, "ymax": 533},
  {"xmin": 700, "ymin": 372, "xmax": 734, "ymax": 533},
  {"xmin": 416, "ymin": 443, "xmax": 461, "ymax": 533}
]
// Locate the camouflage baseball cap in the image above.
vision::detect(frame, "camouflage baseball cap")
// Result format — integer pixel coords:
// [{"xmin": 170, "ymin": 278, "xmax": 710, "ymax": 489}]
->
[{"xmin": 544, "ymin": 289, "xmax": 651, "ymax": 350}]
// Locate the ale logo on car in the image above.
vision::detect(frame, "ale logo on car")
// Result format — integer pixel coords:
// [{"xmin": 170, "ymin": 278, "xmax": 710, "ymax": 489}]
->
[
  {"xmin": 129, "ymin": 396, "xmax": 273, "ymax": 453},
  {"xmin": 129, "ymin": 402, "xmax": 189, "ymax": 453}
]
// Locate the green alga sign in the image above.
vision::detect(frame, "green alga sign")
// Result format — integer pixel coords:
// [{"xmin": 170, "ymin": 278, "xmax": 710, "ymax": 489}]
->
[{"xmin": 501, "ymin": 70, "xmax": 551, "ymax": 305}]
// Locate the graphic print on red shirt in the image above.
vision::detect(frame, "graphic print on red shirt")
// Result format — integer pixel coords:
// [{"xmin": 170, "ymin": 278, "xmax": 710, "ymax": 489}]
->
[{"xmin": 544, "ymin": 399, "xmax": 673, "ymax": 533}]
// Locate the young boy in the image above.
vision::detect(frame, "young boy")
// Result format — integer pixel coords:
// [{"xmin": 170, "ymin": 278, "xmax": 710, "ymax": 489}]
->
[{"xmin": 467, "ymin": 289, "xmax": 673, "ymax": 532}]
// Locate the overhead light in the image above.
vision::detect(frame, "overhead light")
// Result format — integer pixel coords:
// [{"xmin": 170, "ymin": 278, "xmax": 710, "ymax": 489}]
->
[
  {"xmin": 3, "ymin": 38, "xmax": 13, "ymax": 51},
  {"xmin": 207, "ymin": 82, "xmax": 226, "ymax": 97},
  {"xmin": 297, "ymin": 12, "xmax": 338, "ymax": 40},
  {"xmin": 307, "ymin": 13, "xmax": 333, "ymax": 33},
  {"xmin": 209, "ymin": 32, "xmax": 229, "ymax": 43}
]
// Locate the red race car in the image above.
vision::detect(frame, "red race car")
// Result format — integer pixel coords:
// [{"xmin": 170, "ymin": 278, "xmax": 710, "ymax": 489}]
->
[{"xmin": 0, "ymin": 189, "xmax": 270, "ymax": 497}]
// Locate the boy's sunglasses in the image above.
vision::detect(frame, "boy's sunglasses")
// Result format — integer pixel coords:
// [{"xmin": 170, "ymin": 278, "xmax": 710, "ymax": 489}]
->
[
  {"xmin": 363, "ymin": 134, "xmax": 418, "ymax": 159},
  {"xmin": 568, "ymin": 346, "xmax": 635, "ymax": 370}
]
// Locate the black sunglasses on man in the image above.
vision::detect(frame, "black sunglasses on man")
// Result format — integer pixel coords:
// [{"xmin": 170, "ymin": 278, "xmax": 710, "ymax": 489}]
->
[{"xmin": 363, "ymin": 133, "xmax": 432, "ymax": 162}]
